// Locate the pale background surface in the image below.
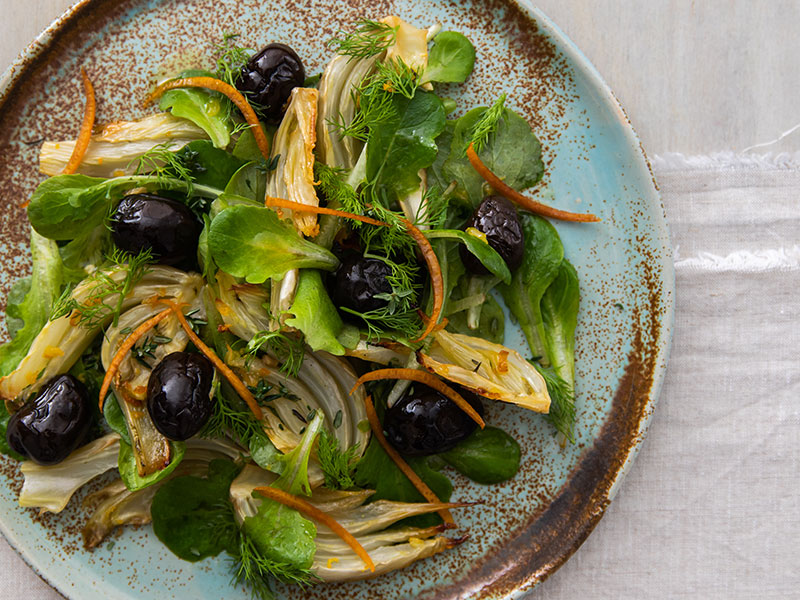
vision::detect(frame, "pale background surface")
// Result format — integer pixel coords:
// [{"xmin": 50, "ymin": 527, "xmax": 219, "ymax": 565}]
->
[{"xmin": 0, "ymin": 1, "xmax": 798, "ymax": 599}]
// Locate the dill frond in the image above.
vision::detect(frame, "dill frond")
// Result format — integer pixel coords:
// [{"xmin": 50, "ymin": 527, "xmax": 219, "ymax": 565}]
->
[
  {"xmin": 129, "ymin": 142, "xmax": 195, "ymax": 193},
  {"xmin": 50, "ymin": 247, "xmax": 154, "ymax": 329},
  {"xmin": 468, "ymin": 93, "xmax": 508, "ymax": 154},
  {"xmin": 214, "ymin": 33, "xmax": 253, "ymax": 87},
  {"xmin": 328, "ymin": 19, "xmax": 398, "ymax": 60},
  {"xmin": 246, "ymin": 330, "xmax": 305, "ymax": 378},
  {"xmin": 317, "ymin": 429, "xmax": 359, "ymax": 490}
]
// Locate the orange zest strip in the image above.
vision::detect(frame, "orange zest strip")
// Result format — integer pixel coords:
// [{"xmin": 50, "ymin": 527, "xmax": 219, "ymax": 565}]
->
[
  {"xmin": 466, "ymin": 143, "xmax": 600, "ymax": 223},
  {"xmin": 62, "ymin": 68, "xmax": 97, "ymax": 175},
  {"xmin": 98, "ymin": 308, "xmax": 174, "ymax": 411},
  {"xmin": 264, "ymin": 196, "xmax": 389, "ymax": 227},
  {"xmin": 402, "ymin": 219, "xmax": 444, "ymax": 343},
  {"xmin": 363, "ymin": 395, "xmax": 455, "ymax": 525},
  {"xmin": 145, "ymin": 76, "xmax": 270, "ymax": 161},
  {"xmin": 160, "ymin": 300, "xmax": 263, "ymax": 421},
  {"xmin": 253, "ymin": 486, "xmax": 376, "ymax": 572},
  {"xmin": 354, "ymin": 369, "xmax": 484, "ymax": 429}
]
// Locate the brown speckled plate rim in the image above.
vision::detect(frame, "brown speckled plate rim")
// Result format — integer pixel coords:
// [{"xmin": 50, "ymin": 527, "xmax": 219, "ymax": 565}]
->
[{"xmin": 0, "ymin": 1, "xmax": 675, "ymax": 598}]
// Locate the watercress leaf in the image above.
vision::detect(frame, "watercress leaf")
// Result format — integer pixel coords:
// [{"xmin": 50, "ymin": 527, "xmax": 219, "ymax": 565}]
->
[
  {"xmin": 427, "ymin": 119, "xmax": 456, "ymax": 192},
  {"xmin": 159, "ymin": 70, "xmax": 233, "ymax": 149},
  {"xmin": 0, "ymin": 230, "xmax": 63, "ymax": 376},
  {"xmin": 284, "ymin": 269, "xmax": 357, "ymax": 356},
  {"xmin": 249, "ymin": 431, "xmax": 283, "ymax": 474},
  {"xmin": 225, "ymin": 161, "xmax": 268, "ymax": 202},
  {"xmin": 367, "ymin": 90, "xmax": 446, "ymax": 202},
  {"xmin": 541, "ymin": 259, "xmax": 580, "ymax": 388},
  {"xmin": 242, "ymin": 497, "xmax": 317, "ymax": 571},
  {"xmin": 439, "ymin": 426, "xmax": 520, "ymax": 484},
  {"xmin": 423, "ymin": 31, "xmax": 476, "ymax": 84},
  {"xmin": 118, "ymin": 438, "xmax": 186, "ymax": 492},
  {"xmin": 498, "ymin": 214, "xmax": 564, "ymax": 363},
  {"xmin": 208, "ymin": 204, "xmax": 339, "ymax": 284},
  {"xmin": 151, "ymin": 458, "xmax": 241, "ymax": 562},
  {"xmin": 424, "ymin": 229, "xmax": 511, "ymax": 284},
  {"xmin": 446, "ymin": 292, "xmax": 505, "ymax": 345},
  {"xmin": 444, "ymin": 106, "xmax": 544, "ymax": 207},
  {"xmin": 174, "ymin": 140, "xmax": 245, "ymax": 190},
  {"xmin": 102, "ymin": 394, "xmax": 131, "ymax": 446}
]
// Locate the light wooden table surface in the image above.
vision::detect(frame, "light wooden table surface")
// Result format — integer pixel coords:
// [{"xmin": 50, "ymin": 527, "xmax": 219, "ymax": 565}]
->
[{"xmin": 0, "ymin": 1, "xmax": 797, "ymax": 599}]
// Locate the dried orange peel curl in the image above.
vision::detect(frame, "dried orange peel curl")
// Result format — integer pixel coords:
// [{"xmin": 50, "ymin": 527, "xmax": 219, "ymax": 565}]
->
[
  {"xmin": 466, "ymin": 142, "xmax": 600, "ymax": 223},
  {"xmin": 144, "ymin": 76, "xmax": 270, "ymax": 162},
  {"xmin": 264, "ymin": 196, "xmax": 388, "ymax": 227},
  {"xmin": 253, "ymin": 486, "xmax": 376, "ymax": 572},
  {"xmin": 62, "ymin": 67, "xmax": 97, "ymax": 175},
  {"xmin": 353, "ymin": 369, "xmax": 484, "ymax": 429}
]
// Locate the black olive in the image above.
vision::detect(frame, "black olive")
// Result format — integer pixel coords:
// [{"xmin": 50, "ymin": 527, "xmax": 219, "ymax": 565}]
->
[
  {"xmin": 459, "ymin": 195, "xmax": 525, "ymax": 275},
  {"xmin": 236, "ymin": 43, "xmax": 305, "ymax": 123},
  {"xmin": 331, "ymin": 254, "xmax": 393, "ymax": 316},
  {"xmin": 383, "ymin": 385, "xmax": 485, "ymax": 456},
  {"xmin": 147, "ymin": 352, "xmax": 214, "ymax": 441},
  {"xmin": 6, "ymin": 374, "xmax": 92, "ymax": 465},
  {"xmin": 110, "ymin": 194, "xmax": 201, "ymax": 267}
]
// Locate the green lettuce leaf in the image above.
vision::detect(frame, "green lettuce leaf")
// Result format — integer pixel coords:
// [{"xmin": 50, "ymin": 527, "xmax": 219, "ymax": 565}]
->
[
  {"xmin": 541, "ymin": 259, "xmax": 580, "ymax": 388},
  {"xmin": 151, "ymin": 459, "xmax": 241, "ymax": 562},
  {"xmin": 424, "ymin": 229, "xmax": 511, "ymax": 284},
  {"xmin": 224, "ymin": 161, "xmax": 268, "ymax": 202},
  {"xmin": 0, "ymin": 403, "xmax": 24, "ymax": 460},
  {"xmin": 174, "ymin": 140, "xmax": 245, "ymax": 189},
  {"xmin": 366, "ymin": 90, "xmax": 446, "ymax": 202},
  {"xmin": 102, "ymin": 394, "xmax": 131, "ymax": 445},
  {"xmin": 208, "ymin": 204, "xmax": 339, "ymax": 284},
  {"xmin": 5, "ymin": 276, "xmax": 31, "ymax": 339},
  {"xmin": 440, "ymin": 426, "xmax": 520, "ymax": 484},
  {"xmin": 0, "ymin": 230, "xmax": 63, "ymax": 376},
  {"xmin": 423, "ymin": 31, "xmax": 476, "ymax": 84},
  {"xmin": 442, "ymin": 106, "xmax": 544, "ymax": 207},
  {"xmin": 498, "ymin": 214, "xmax": 564, "ymax": 362},
  {"xmin": 159, "ymin": 70, "xmax": 234, "ymax": 149},
  {"xmin": 284, "ymin": 269, "xmax": 358, "ymax": 355},
  {"xmin": 118, "ymin": 439, "xmax": 186, "ymax": 492}
]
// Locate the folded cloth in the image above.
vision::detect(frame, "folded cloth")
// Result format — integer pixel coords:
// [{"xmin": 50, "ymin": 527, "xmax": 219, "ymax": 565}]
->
[{"xmin": 530, "ymin": 152, "xmax": 800, "ymax": 599}]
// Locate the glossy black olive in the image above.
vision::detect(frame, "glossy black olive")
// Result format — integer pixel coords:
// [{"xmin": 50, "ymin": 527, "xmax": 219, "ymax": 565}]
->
[
  {"xmin": 236, "ymin": 43, "xmax": 305, "ymax": 123},
  {"xmin": 331, "ymin": 254, "xmax": 393, "ymax": 316},
  {"xmin": 111, "ymin": 194, "xmax": 201, "ymax": 267},
  {"xmin": 459, "ymin": 195, "xmax": 525, "ymax": 275},
  {"xmin": 147, "ymin": 352, "xmax": 214, "ymax": 441},
  {"xmin": 383, "ymin": 385, "xmax": 485, "ymax": 455},
  {"xmin": 6, "ymin": 374, "xmax": 92, "ymax": 465}
]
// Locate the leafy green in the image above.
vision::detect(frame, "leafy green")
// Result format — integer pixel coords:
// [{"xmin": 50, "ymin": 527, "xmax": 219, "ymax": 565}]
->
[
  {"xmin": 248, "ymin": 432, "xmax": 283, "ymax": 473},
  {"xmin": 427, "ymin": 119, "xmax": 456, "ymax": 191},
  {"xmin": 423, "ymin": 31, "xmax": 476, "ymax": 84},
  {"xmin": 328, "ymin": 19, "xmax": 398, "ymax": 59},
  {"xmin": 541, "ymin": 259, "xmax": 580, "ymax": 388},
  {"xmin": 365, "ymin": 90, "xmax": 446, "ymax": 204},
  {"xmin": 102, "ymin": 394, "xmax": 131, "ymax": 445},
  {"xmin": 208, "ymin": 204, "xmax": 339, "ymax": 284},
  {"xmin": 533, "ymin": 362, "xmax": 576, "ymax": 442},
  {"xmin": 0, "ymin": 230, "xmax": 63, "ymax": 376},
  {"xmin": 440, "ymin": 426, "xmax": 520, "ymax": 484},
  {"xmin": 442, "ymin": 105, "xmax": 544, "ymax": 207},
  {"xmin": 159, "ymin": 69, "xmax": 234, "ymax": 148},
  {"xmin": 5, "ymin": 276, "xmax": 31, "ymax": 339},
  {"xmin": 58, "ymin": 225, "xmax": 111, "ymax": 284},
  {"xmin": 0, "ymin": 403, "xmax": 24, "ymax": 460},
  {"xmin": 284, "ymin": 270, "xmax": 358, "ymax": 355},
  {"xmin": 151, "ymin": 459, "xmax": 241, "ymax": 561},
  {"xmin": 225, "ymin": 161, "xmax": 267, "ymax": 202},
  {"xmin": 174, "ymin": 140, "xmax": 245, "ymax": 189},
  {"xmin": 424, "ymin": 229, "xmax": 511, "ymax": 284},
  {"xmin": 498, "ymin": 214, "xmax": 564, "ymax": 362},
  {"xmin": 117, "ymin": 439, "xmax": 186, "ymax": 492},
  {"xmin": 27, "ymin": 174, "xmax": 222, "ymax": 241},
  {"xmin": 317, "ymin": 429, "xmax": 359, "ymax": 490}
]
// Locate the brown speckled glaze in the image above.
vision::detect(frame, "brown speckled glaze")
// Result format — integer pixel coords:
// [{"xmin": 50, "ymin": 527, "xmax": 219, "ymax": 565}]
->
[{"xmin": 0, "ymin": 1, "xmax": 673, "ymax": 599}]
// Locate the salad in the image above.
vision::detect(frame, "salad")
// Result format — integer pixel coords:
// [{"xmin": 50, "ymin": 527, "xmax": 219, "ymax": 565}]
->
[{"xmin": 0, "ymin": 16, "xmax": 598, "ymax": 598}]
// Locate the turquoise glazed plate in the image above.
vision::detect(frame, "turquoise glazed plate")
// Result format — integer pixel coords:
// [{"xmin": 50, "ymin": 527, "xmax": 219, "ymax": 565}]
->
[{"xmin": 0, "ymin": 1, "xmax": 674, "ymax": 598}]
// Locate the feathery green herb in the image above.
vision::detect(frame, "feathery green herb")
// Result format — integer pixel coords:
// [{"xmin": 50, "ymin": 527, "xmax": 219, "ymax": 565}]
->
[
  {"xmin": 246, "ymin": 331, "xmax": 305, "ymax": 377},
  {"xmin": 49, "ymin": 247, "xmax": 154, "ymax": 328},
  {"xmin": 467, "ymin": 94, "xmax": 507, "ymax": 153},
  {"xmin": 317, "ymin": 429, "xmax": 359, "ymax": 490},
  {"xmin": 214, "ymin": 34, "xmax": 253, "ymax": 87},
  {"xmin": 328, "ymin": 19, "xmax": 398, "ymax": 60}
]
